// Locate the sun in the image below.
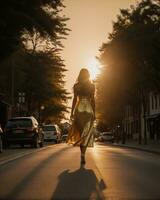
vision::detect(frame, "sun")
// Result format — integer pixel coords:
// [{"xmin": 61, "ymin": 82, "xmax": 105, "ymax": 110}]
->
[{"xmin": 86, "ymin": 58, "xmax": 101, "ymax": 80}]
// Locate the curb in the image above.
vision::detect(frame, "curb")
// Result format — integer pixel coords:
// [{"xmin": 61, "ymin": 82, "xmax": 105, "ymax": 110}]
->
[
  {"xmin": 96, "ymin": 142, "xmax": 160, "ymax": 155},
  {"xmin": 112, "ymin": 143, "xmax": 160, "ymax": 155}
]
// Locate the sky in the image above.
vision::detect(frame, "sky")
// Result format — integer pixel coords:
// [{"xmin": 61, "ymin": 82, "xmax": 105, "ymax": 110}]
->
[{"xmin": 62, "ymin": 0, "xmax": 137, "ymax": 94}]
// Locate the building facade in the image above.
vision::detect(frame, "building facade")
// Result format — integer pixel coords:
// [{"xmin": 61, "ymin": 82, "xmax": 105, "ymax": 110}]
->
[{"xmin": 123, "ymin": 92, "xmax": 160, "ymax": 142}]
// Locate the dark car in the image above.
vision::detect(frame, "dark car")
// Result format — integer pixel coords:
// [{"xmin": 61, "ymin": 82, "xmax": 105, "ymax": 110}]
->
[
  {"xmin": 3, "ymin": 116, "xmax": 44, "ymax": 148},
  {"xmin": 0, "ymin": 125, "xmax": 3, "ymax": 153},
  {"xmin": 61, "ymin": 134, "xmax": 68, "ymax": 143}
]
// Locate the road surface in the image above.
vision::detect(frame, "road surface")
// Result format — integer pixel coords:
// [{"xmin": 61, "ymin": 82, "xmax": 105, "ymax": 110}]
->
[{"xmin": 0, "ymin": 143, "xmax": 160, "ymax": 200}]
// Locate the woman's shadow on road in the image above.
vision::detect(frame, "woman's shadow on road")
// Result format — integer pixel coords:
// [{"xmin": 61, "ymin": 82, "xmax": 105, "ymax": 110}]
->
[{"xmin": 52, "ymin": 166, "xmax": 107, "ymax": 200}]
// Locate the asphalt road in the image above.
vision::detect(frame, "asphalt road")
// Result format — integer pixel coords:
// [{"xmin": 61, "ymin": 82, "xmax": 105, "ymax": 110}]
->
[{"xmin": 0, "ymin": 143, "xmax": 160, "ymax": 200}]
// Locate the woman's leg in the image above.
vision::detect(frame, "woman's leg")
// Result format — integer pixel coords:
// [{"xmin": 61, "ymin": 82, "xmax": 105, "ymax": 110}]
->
[
  {"xmin": 77, "ymin": 113, "xmax": 93, "ymax": 165},
  {"xmin": 80, "ymin": 145, "xmax": 86, "ymax": 165}
]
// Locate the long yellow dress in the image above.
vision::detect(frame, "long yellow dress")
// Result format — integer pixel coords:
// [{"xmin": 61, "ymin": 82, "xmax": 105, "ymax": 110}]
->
[{"xmin": 67, "ymin": 83, "xmax": 95, "ymax": 147}]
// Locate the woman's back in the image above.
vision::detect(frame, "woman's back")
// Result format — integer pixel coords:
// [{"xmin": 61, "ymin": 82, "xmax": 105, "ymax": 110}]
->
[{"xmin": 74, "ymin": 81, "xmax": 95, "ymax": 98}]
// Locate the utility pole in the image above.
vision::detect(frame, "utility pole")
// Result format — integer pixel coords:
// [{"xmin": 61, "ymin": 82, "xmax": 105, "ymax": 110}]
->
[{"xmin": 11, "ymin": 60, "xmax": 14, "ymax": 117}]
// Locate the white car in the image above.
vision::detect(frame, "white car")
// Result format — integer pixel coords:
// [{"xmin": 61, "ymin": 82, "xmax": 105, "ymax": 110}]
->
[
  {"xmin": 42, "ymin": 124, "xmax": 61, "ymax": 143},
  {"xmin": 97, "ymin": 132, "xmax": 114, "ymax": 143}
]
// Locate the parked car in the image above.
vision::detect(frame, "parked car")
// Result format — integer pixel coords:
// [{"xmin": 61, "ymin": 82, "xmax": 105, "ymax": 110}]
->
[
  {"xmin": 0, "ymin": 125, "xmax": 3, "ymax": 153},
  {"xmin": 42, "ymin": 124, "xmax": 61, "ymax": 143},
  {"xmin": 97, "ymin": 132, "xmax": 114, "ymax": 143},
  {"xmin": 3, "ymin": 116, "xmax": 44, "ymax": 148},
  {"xmin": 61, "ymin": 134, "xmax": 68, "ymax": 143}
]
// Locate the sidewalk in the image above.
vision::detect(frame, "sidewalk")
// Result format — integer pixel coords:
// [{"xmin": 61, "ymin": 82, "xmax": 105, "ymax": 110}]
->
[{"xmin": 112, "ymin": 140, "xmax": 160, "ymax": 155}]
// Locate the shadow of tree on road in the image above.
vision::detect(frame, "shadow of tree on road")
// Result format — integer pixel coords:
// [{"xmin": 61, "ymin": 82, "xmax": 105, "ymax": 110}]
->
[{"xmin": 52, "ymin": 166, "xmax": 107, "ymax": 200}]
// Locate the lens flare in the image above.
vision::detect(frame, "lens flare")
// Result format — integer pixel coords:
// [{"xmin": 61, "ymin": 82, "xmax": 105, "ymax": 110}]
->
[{"xmin": 86, "ymin": 58, "xmax": 101, "ymax": 80}]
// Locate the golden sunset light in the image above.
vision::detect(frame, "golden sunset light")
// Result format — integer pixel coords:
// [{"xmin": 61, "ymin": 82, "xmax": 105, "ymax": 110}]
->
[
  {"xmin": 1, "ymin": 1, "xmax": 160, "ymax": 199},
  {"xmin": 63, "ymin": 0, "xmax": 137, "ymax": 91},
  {"xmin": 86, "ymin": 58, "xmax": 101, "ymax": 80}
]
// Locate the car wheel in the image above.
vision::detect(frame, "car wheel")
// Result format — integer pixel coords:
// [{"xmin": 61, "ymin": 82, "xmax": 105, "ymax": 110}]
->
[
  {"xmin": 3, "ymin": 141, "xmax": 9, "ymax": 149},
  {"xmin": 39, "ymin": 137, "xmax": 44, "ymax": 148},
  {"xmin": 0, "ymin": 136, "xmax": 3, "ymax": 153},
  {"xmin": 33, "ymin": 136, "xmax": 39, "ymax": 148}
]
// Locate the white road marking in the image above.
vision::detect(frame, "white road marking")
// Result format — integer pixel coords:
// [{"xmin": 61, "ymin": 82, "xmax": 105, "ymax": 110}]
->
[{"xmin": 0, "ymin": 146, "xmax": 53, "ymax": 166}]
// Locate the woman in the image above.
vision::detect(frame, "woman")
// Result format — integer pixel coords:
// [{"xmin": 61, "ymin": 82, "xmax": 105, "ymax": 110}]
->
[{"xmin": 67, "ymin": 68, "xmax": 95, "ymax": 165}]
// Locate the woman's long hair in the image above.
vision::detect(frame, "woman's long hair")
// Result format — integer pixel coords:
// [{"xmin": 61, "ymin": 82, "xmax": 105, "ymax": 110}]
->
[
  {"xmin": 75, "ymin": 68, "xmax": 93, "ymax": 96},
  {"xmin": 77, "ymin": 68, "xmax": 90, "ymax": 83}
]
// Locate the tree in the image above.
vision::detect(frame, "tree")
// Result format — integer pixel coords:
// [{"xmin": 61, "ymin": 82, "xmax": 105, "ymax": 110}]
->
[
  {"xmin": 0, "ymin": 0, "xmax": 70, "ymax": 122},
  {"xmin": 0, "ymin": 0, "xmax": 69, "ymax": 60},
  {"xmin": 97, "ymin": 0, "xmax": 160, "ymax": 143},
  {"xmin": 23, "ymin": 51, "xmax": 69, "ymax": 122}
]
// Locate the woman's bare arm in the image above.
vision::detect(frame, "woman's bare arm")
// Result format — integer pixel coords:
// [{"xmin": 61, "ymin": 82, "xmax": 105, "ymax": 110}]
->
[
  {"xmin": 91, "ymin": 84, "xmax": 96, "ymax": 119},
  {"xmin": 71, "ymin": 85, "xmax": 77, "ymax": 118},
  {"xmin": 91, "ymin": 96, "xmax": 95, "ymax": 119}
]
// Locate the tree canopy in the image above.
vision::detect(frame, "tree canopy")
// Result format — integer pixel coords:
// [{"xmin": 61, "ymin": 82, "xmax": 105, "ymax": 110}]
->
[
  {"xmin": 0, "ymin": 0, "xmax": 69, "ymax": 60},
  {"xmin": 97, "ymin": 0, "xmax": 160, "ymax": 127},
  {"xmin": 0, "ymin": 0, "xmax": 70, "ymax": 122}
]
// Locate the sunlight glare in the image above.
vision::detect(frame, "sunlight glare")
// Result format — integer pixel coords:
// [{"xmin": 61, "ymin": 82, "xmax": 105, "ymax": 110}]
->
[{"xmin": 86, "ymin": 58, "xmax": 101, "ymax": 80}]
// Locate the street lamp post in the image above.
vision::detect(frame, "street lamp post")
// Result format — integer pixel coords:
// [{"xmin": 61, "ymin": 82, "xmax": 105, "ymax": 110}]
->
[
  {"xmin": 39, "ymin": 105, "xmax": 45, "ymax": 124},
  {"xmin": 18, "ymin": 92, "xmax": 26, "ymax": 116},
  {"xmin": 11, "ymin": 63, "xmax": 14, "ymax": 117}
]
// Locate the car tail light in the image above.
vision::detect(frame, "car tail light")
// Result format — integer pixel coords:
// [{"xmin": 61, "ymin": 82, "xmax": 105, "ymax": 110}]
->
[
  {"xmin": 27, "ymin": 127, "xmax": 34, "ymax": 132},
  {"xmin": 4, "ymin": 128, "xmax": 10, "ymax": 132}
]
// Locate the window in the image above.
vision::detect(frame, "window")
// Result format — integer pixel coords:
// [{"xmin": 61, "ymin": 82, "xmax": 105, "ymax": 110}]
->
[
  {"xmin": 42, "ymin": 125, "xmax": 56, "ymax": 131},
  {"xmin": 6, "ymin": 119, "xmax": 32, "ymax": 128}
]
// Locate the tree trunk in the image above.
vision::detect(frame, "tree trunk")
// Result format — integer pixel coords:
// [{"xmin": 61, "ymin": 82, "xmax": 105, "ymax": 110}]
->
[
  {"xmin": 138, "ymin": 102, "xmax": 142, "ymax": 144},
  {"xmin": 142, "ymin": 93, "xmax": 147, "ymax": 145},
  {"xmin": 144, "ymin": 116, "xmax": 147, "ymax": 144}
]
